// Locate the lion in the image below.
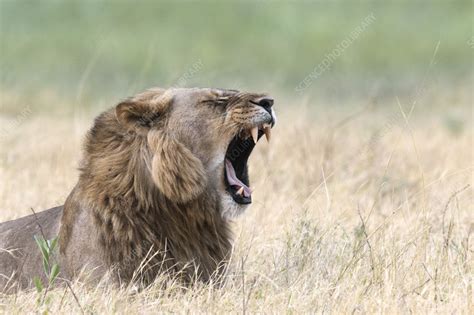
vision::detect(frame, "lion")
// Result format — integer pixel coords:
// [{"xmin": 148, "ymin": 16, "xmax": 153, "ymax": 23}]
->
[{"xmin": 0, "ymin": 87, "xmax": 276, "ymax": 292}]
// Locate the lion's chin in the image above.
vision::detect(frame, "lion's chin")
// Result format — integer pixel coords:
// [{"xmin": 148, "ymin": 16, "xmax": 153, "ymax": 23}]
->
[{"xmin": 220, "ymin": 193, "xmax": 251, "ymax": 220}]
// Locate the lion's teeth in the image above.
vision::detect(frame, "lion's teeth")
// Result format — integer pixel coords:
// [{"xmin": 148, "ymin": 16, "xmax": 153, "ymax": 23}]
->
[
  {"xmin": 236, "ymin": 187, "xmax": 244, "ymax": 196},
  {"xmin": 264, "ymin": 126, "xmax": 271, "ymax": 143},
  {"xmin": 250, "ymin": 127, "xmax": 258, "ymax": 144}
]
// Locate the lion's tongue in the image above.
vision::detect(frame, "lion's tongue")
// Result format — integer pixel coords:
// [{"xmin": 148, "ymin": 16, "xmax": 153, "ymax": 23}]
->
[{"xmin": 225, "ymin": 159, "xmax": 252, "ymax": 198}]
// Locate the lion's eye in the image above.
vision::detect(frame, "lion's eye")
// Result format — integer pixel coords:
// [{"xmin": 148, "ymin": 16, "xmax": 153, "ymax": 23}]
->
[
  {"xmin": 202, "ymin": 97, "xmax": 229, "ymax": 108},
  {"xmin": 215, "ymin": 97, "xmax": 230, "ymax": 105}
]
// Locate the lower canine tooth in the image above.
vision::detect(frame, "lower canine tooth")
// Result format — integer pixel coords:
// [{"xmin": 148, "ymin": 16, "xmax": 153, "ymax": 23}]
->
[
  {"xmin": 250, "ymin": 127, "xmax": 258, "ymax": 144},
  {"xmin": 237, "ymin": 187, "xmax": 244, "ymax": 196},
  {"xmin": 264, "ymin": 126, "xmax": 271, "ymax": 142}
]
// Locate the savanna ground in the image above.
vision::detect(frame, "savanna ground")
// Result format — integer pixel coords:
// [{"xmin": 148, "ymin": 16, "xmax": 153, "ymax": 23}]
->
[
  {"xmin": 1, "ymin": 1, "xmax": 473, "ymax": 314},
  {"xmin": 0, "ymin": 83, "xmax": 472, "ymax": 313}
]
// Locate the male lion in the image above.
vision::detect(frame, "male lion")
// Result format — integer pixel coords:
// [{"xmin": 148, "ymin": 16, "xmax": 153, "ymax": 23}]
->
[{"xmin": 0, "ymin": 87, "xmax": 276, "ymax": 292}]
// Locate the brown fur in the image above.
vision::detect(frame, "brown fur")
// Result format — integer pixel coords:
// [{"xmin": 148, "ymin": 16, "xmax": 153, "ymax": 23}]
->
[{"xmin": 0, "ymin": 87, "xmax": 275, "ymax": 292}]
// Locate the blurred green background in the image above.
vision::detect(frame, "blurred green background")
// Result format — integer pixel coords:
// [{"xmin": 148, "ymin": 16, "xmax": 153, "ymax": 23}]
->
[{"xmin": 0, "ymin": 0, "xmax": 472, "ymax": 113}]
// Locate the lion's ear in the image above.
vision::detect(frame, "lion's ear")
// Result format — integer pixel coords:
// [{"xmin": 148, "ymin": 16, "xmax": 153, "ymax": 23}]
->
[
  {"xmin": 148, "ymin": 130, "xmax": 207, "ymax": 203},
  {"xmin": 115, "ymin": 91, "xmax": 172, "ymax": 132}
]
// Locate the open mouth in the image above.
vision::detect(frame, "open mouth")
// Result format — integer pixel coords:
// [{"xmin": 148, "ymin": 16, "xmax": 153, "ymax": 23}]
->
[{"xmin": 224, "ymin": 124, "xmax": 272, "ymax": 204}]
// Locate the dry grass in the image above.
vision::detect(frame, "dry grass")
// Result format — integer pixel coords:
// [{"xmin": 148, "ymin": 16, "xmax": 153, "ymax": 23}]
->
[{"xmin": 0, "ymin": 90, "xmax": 473, "ymax": 314}]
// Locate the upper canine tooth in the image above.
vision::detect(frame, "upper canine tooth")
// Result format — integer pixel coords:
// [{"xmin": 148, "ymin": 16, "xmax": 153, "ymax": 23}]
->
[
  {"xmin": 264, "ymin": 126, "xmax": 271, "ymax": 143},
  {"xmin": 250, "ymin": 126, "xmax": 258, "ymax": 144},
  {"xmin": 237, "ymin": 187, "xmax": 244, "ymax": 196}
]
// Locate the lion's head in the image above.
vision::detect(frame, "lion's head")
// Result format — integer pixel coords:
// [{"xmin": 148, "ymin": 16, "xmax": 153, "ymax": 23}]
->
[{"xmin": 112, "ymin": 87, "xmax": 276, "ymax": 219}]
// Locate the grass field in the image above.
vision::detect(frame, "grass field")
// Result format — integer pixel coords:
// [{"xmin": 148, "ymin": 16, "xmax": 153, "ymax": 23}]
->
[{"xmin": 0, "ymin": 82, "xmax": 472, "ymax": 313}]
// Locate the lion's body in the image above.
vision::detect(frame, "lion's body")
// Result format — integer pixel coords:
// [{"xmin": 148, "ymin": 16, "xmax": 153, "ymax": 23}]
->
[
  {"xmin": 0, "ymin": 207, "xmax": 63, "ymax": 291},
  {"xmin": 0, "ymin": 87, "xmax": 275, "ymax": 292}
]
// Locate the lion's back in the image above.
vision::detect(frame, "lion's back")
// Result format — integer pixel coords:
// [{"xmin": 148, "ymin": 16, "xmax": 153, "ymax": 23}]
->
[{"xmin": 0, "ymin": 206, "xmax": 63, "ymax": 292}]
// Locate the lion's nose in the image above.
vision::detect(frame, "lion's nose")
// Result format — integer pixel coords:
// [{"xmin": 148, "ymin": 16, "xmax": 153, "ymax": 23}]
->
[
  {"xmin": 258, "ymin": 98, "xmax": 274, "ymax": 110},
  {"xmin": 256, "ymin": 97, "xmax": 275, "ymax": 126},
  {"xmin": 256, "ymin": 98, "xmax": 274, "ymax": 117}
]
